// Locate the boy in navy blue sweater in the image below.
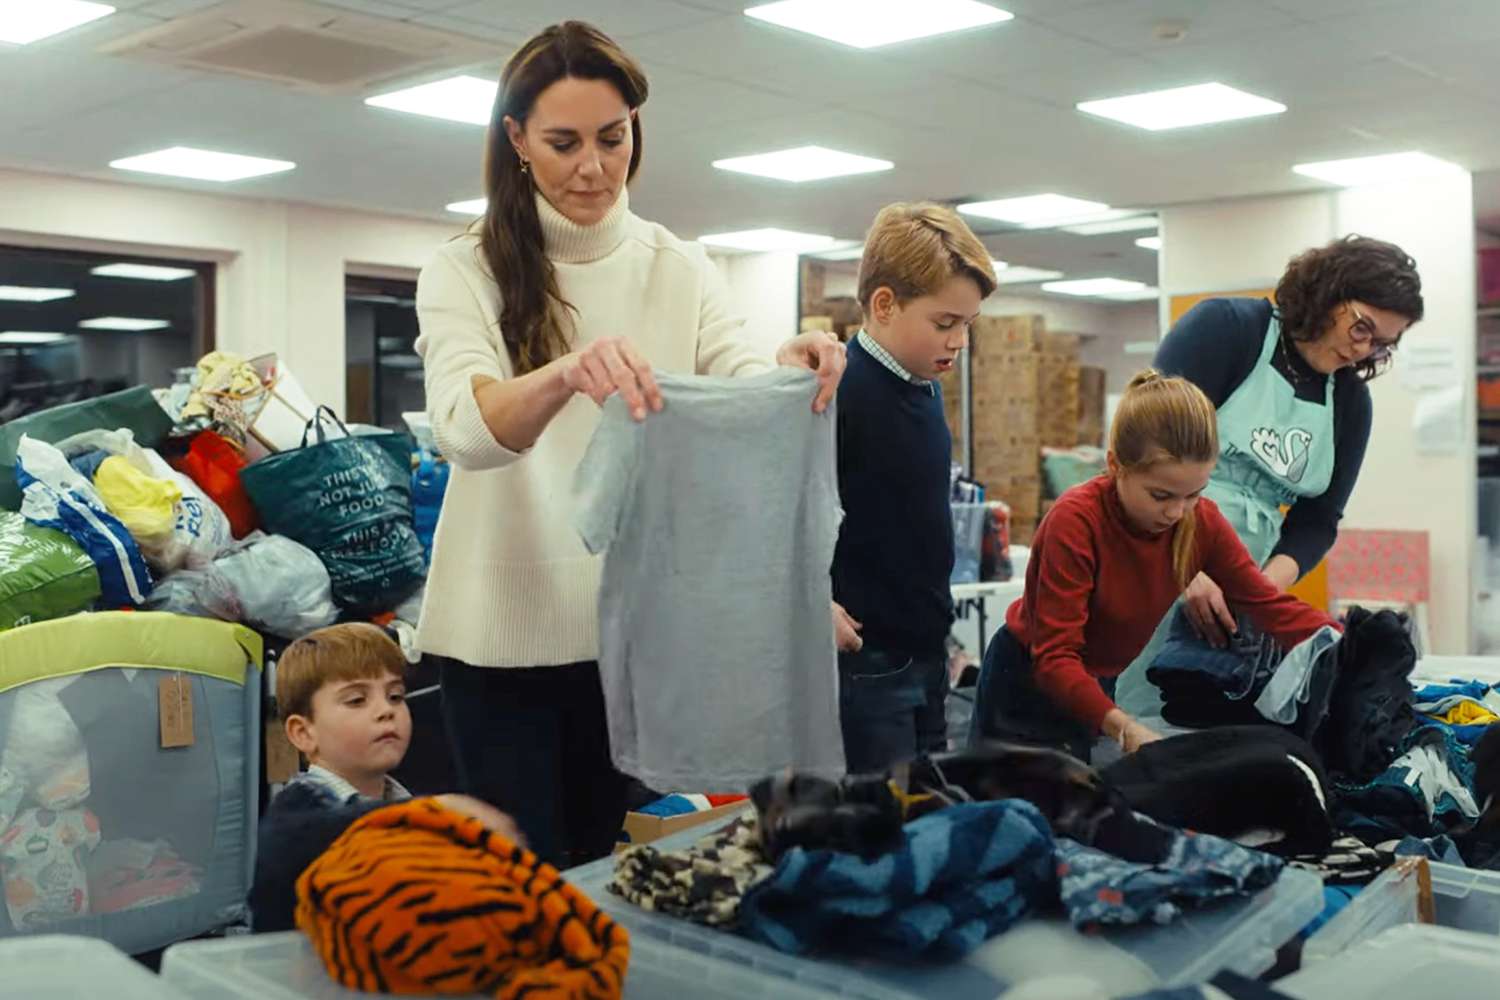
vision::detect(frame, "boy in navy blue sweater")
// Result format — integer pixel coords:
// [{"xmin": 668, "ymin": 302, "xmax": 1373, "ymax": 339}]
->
[{"xmin": 833, "ymin": 203, "xmax": 998, "ymax": 774}]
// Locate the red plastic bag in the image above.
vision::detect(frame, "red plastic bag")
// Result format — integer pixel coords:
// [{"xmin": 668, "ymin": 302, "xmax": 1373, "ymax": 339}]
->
[{"xmin": 174, "ymin": 431, "xmax": 259, "ymax": 539}]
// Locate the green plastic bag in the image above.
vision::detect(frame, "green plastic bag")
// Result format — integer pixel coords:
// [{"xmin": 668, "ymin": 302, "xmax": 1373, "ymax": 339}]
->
[
  {"xmin": 0, "ymin": 511, "xmax": 101, "ymax": 631},
  {"xmin": 239, "ymin": 407, "xmax": 424, "ymax": 614},
  {"xmin": 0, "ymin": 386, "xmax": 173, "ymax": 511}
]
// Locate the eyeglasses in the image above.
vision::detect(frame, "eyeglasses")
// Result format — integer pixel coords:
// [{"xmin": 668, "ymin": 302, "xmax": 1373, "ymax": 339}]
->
[{"xmin": 1347, "ymin": 303, "xmax": 1403, "ymax": 363}]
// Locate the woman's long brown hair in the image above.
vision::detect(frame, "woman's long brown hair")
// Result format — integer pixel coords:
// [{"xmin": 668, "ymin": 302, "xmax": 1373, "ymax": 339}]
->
[{"xmin": 479, "ymin": 21, "xmax": 648, "ymax": 374}]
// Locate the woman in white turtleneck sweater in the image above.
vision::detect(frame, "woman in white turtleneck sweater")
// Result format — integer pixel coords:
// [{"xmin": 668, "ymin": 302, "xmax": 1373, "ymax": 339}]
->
[{"xmin": 414, "ymin": 21, "xmax": 846, "ymax": 867}]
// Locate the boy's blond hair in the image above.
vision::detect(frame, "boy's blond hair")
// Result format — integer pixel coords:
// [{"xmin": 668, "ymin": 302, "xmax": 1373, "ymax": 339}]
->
[
  {"xmin": 276, "ymin": 623, "xmax": 406, "ymax": 721},
  {"xmin": 857, "ymin": 202, "xmax": 998, "ymax": 313}
]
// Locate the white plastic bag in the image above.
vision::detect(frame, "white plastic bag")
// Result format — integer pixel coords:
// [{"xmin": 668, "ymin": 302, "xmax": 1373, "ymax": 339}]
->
[
  {"xmin": 16, "ymin": 436, "xmax": 153, "ymax": 607},
  {"xmin": 53, "ymin": 428, "xmax": 233, "ymax": 570},
  {"xmin": 213, "ymin": 532, "xmax": 339, "ymax": 638},
  {"xmin": 143, "ymin": 567, "xmax": 244, "ymax": 624}
]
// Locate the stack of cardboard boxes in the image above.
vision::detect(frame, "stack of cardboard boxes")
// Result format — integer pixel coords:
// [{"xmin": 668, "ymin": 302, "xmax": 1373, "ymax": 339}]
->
[
  {"xmin": 941, "ymin": 315, "xmax": 1107, "ymax": 545},
  {"xmin": 800, "ymin": 259, "xmax": 862, "ymax": 341}
]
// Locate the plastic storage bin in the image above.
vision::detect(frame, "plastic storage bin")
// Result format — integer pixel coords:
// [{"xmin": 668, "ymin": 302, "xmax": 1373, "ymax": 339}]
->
[
  {"xmin": 1302, "ymin": 859, "xmax": 1500, "ymax": 963},
  {"xmin": 0, "ymin": 612, "xmax": 262, "ymax": 955},
  {"xmin": 951, "ymin": 502, "xmax": 986, "ymax": 584},
  {"xmin": 1279, "ymin": 924, "xmax": 1500, "ymax": 1000},
  {"xmin": 0, "ymin": 932, "xmax": 193, "ymax": 999},
  {"xmin": 564, "ymin": 815, "xmax": 1324, "ymax": 999},
  {"xmin": 161, "ymin": 930, "xmax": 851, "ymax": 1000}
]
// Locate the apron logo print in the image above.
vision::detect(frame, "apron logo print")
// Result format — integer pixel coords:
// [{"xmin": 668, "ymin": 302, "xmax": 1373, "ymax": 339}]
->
[{"xmin": 1249, "ymin": 427, "xmax": 1314, "ymax": 483}]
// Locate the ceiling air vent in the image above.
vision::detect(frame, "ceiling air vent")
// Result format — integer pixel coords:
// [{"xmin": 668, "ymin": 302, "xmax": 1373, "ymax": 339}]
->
[{"xmin": 99, "ymin": 0, "xmax": 501, "ymax": 95}]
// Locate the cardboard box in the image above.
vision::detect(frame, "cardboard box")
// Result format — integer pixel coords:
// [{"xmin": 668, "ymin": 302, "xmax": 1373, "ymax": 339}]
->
[
  {"xmin": 800, "ymin": 260, "xmax": 826, "ymax": 313},
  {"xmin": 801, "ymin": 315, "xmax": 834, "ymax": 333},
  {"xmin": 616, "ymin": 800, "xmax": 749, "ymax": 852},
  {"xmin": 1011, "ymin": 518, "xmax": 1038, "ymax": 547},
  {"xmin": 1078, "ymin": 366, "xmax": 1106, "ymax": 446},
  {"xmin": 988, "ymin": 476, "xmax": 1043, "ymax": 520},
  {"xmin": 1038, "ymin": 354, "xmax": 1080, "ymax": 449},
  {"xmin": 972, "ymin": 397, "xmax": 1039, "ymax": 437},
  {"xmin": 1041, "ymin": 332, "xmax": 1082, "ymax": 356},
  {"xmin": 972, "ymin": 315, "xmax": 1045, "ymax": 355}
]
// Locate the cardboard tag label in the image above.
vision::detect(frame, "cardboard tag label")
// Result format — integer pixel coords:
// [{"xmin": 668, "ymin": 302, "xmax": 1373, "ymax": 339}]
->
[
  {"xmin": 265, "ymin": 719, "xmax": 301, "ymax": 784},
  {"xmin": 159, "ymin": 673, "xmax": 195, "ymax": 748}
]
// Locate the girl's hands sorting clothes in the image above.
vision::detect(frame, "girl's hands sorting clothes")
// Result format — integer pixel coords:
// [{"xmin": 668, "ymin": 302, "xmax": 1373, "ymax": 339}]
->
[{"xmin": 1183, "ymin": 571, "xmax": 1236, "ymax": 649}]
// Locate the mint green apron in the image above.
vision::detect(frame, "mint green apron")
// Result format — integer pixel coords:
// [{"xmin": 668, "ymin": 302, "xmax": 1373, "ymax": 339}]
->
[{"xmin": 1115, "ymin": 312, "xmax": 1339, "ymax": 718}]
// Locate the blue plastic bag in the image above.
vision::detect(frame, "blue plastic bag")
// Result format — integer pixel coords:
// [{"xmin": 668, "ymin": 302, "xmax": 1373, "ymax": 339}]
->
[
  {"xmin": 410, "ymin": 449, "xmax": 449, "ymax": 565},
  {"xmin": 15, "ymin": 436, "xmax": 153, "ymax": 607}
]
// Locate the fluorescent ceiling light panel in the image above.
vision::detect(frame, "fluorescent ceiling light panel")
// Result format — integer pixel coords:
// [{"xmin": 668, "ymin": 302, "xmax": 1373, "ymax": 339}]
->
[
  {"xmin": 91, "ymin": 263, "xmax": 196, "ymax": 281},
  {"xmin": 712, "ymin": 145, "xmax": 893, "ymax": 182},
  {"xmin": 1077, "ymin": 83, "xmax": 1285, "ymax": 132},
  {"xmin": 0, "ymin": 332, "xmax": 72, "ymax": 345},
  {"xmin": 110, "ymin": 146, "xmax": 295, "ymax": 182},
  {"xmin": 744, "ymin": 0, "xmax": 1012, "ymax": 49},
  {"xmin": 1062, "ymin": 216, "xmax": 1158, "ymax": 236},
  {"xmin": 0, "ymin": 285, "xmax": 74, "ymax": 302},
  {"xmin": 0, "ymin": 0, "xmax": 113, "ymax": 45},
  {"xmin": 1292, "ymin": 151, "xmax": 1464, "ymax": 187},
  {"xmin": 698, "ymin": 229, "xmax": 838, "ymax": 253},
  {"xmin": 366, "ymin": 75, "xmax": 497, "ymax": 126},
  {"xmin": 1042, "ymin": 278, "xmax": 1146, "ymax": 297},
  {"xmin": 958, "ymin": 194, "xmax": 1111, "ymax": 228},
  {"xmin": 1108, "ymin": 286, "xmax": 1162, "ymax": 302},
  {"xmin": 1135, "ymin": 236, "xmax": 1162, "ymax": 251},
  {"xmin": 446, "ymin": 198, "xmax": 488, "ymax": 215},
  {"xmin": 79, "ymin": 316, "xmax": 170, "ymax": 331},
  {"xmin": 807, "ymin": 241, "xmax": 865, "ymax": 261},
  {"xmin": 996, "ymin": 266, "xmax": 1064, "ymax": 285}
]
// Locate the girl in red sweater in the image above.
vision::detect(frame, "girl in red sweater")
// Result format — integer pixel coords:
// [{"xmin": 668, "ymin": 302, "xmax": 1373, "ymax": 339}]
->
[{"xmin": 971, "ymin": 370, "xmax": 1338, "ymax": 760}]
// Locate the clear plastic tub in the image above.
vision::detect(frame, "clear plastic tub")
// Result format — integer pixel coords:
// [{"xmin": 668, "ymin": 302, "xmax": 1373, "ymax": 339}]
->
[
  {"xmin": 563, "ymin": 815, "xmax": 1324, "ymax": 999},
  {"xmin": 1302, "ymin": 859, "xmax": 1500, "ymax": 963},
  {"xmin": 1279, "ymin": 924, "xmax": 1500, "ymax": 1000},
  {"xmin": 161, "ymin": 930, "xmax": 850, "ymax": 1000},
  {"xmin": 0, "ymin": 933, "xmax": 192, "ymax": 999},
  {"xmin": 1410, "ymin": 655, "xmax": 1500, "ymax": 687}
]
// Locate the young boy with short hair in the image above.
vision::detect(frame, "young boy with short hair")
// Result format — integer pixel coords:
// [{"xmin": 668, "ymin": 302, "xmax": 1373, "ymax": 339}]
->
[
  {"xmin": 833, "ymin": 202, "xmax": 998, "ymax": 774},
  {"xmin": 276, "ymin": 622, "xmax": 415, "ymax": 805},
  {"xmin": 249, "ymin": 623, "xmax": 517, "ymax": 931}
]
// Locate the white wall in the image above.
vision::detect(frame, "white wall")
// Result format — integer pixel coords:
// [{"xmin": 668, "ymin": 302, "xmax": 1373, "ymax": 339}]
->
[
  {"xmin": 709, "ymin": 250, "xmax": 800, "ymax": 358},
  {"xmin": 0, "ymin": 168, "xmax": 460, "ymax": 415},
  {"xmin": 1160, "ymin": 177, "xmax": 1478, "ymax": 654}
]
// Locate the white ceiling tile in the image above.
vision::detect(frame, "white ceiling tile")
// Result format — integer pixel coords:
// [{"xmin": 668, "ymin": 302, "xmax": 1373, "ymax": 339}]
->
[
  {"xmin": 135, "ymin": 0, "xmax": 229, "ymax": 17},
  {"xmin": 0, "ymin": 0, "xmax": 1498, "ymax": 262},
  {"xmin": 1311, "ymin": 0, "xmax": 1500, "ymax": 49},
  {"xmin": 312, "ymin": 0, "xmax": 437, "ymax": 20},
  {"xmin": 626, "ymin": 14, "xmax": 947, "ymax": 102},
  {"xmin": 406, "ymin": 14, "xmax": 527, "ymax": 45},
  {"xmin": 1254, "ymin": 0, "xmax": 1398, "ymax": 18},
  {"xmin": 1133, "ymin": 21, "xmax": 1446, "ymax": 111},
  {"xmin": 1024, "ymin": 0, "xmax": 1303, "ymax": 53},
  {"xmin": 908, "ymin": 19, "xmax": 1137, "ymax": 95},
  {"xmin": 435, "ymin": 1, "xmax": 723, "ymax": 40},
  {"xmin": 1392, "ymin": 39, "xmax": 1500, "ymax": 102},
  {"xmin": 642, "ymin": 67, "xmax": 809, "ymax": 136}
]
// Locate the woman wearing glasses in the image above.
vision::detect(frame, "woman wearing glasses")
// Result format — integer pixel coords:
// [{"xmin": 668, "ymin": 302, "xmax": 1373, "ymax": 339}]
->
[{"xmin": 1115, "ymin": 235, "xmax": 1424, "ymax": 718}]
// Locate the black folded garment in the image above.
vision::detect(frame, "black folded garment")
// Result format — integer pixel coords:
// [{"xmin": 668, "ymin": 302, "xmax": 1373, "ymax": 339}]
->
[
  {"xmin": 1318, "ymin": 607, "xmax": 1417, "ymax": 783},
  {"xmin": 750, "ymin": 741, "xmax": 1179, "ymax": 864},
  {"xmin": 1102, "ymin": 726, "xmax": 1335, "ymax": 855}
]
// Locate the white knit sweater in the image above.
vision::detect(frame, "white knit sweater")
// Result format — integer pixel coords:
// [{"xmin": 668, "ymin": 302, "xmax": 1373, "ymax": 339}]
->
[{"xmin": 414, "ymin": 189, "xmax": 774, "ymax": 667}]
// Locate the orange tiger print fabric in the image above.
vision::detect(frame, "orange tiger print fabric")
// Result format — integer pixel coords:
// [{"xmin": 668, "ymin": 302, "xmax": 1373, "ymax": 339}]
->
[{"xmin": 295, "ymin": 798, "xmax": 630, "ymax": 999}]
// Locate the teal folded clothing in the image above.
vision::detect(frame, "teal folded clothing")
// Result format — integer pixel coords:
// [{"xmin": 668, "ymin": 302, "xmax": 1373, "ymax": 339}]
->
[
  {"xmin": 738, "ymin": 799, "xmax": 1056, "ymax": 959},
  {"xmin": 638, "ymin": 793, "xmax": 712, "ymax": 818}
]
